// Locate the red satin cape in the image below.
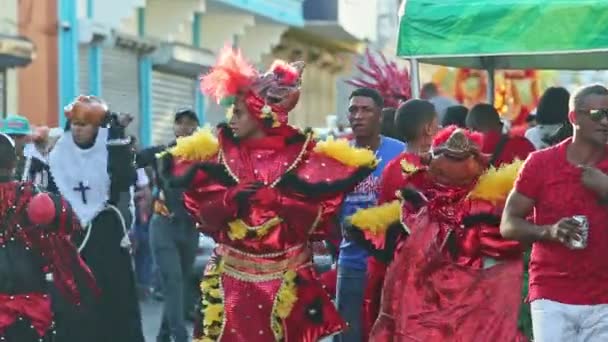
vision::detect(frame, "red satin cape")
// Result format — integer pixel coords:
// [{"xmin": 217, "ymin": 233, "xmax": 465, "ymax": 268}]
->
[{"xmin": 371, "ymin": 209, "xmax": 525, "ymax": 342}]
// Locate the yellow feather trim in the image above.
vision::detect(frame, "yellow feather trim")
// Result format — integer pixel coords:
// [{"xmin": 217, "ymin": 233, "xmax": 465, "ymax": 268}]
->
[
  {"xmin": 349, "ymin": 200, "xmax": 401, "ymax": 235},
  {"xmin": 401, "ymin": 159, "xmax": 419, "ymax": 174},
  {"xmin": 469, "ymin": 159, "xmax": 524, "ymax": 203},
  {"xmin": 199, "ymin": 260, "xmax": 224, "ymax": 340},
  {"xmin": 314, "ymin": 136, "xmax": 378, "ymax": 168},
  {"xmin": 226, "ymin": 217, "xmax": 283, "ymax": 241},
  {"xmin": 271, "ymin": 270, "xmax": 298, "ymax": 340},
  {"xmin": 168, "ymin": 126, "xmax": 219, "ymax": 161}
]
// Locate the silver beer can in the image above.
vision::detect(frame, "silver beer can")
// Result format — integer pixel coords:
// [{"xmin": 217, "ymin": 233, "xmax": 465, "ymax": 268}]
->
[{"xmin": 569, "ymin": 215, "xmax": 588, "ymax": 250}]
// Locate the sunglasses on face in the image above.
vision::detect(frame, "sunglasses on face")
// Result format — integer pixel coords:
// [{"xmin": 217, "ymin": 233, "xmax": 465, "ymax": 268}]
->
[{"xmin": 581, "ymin": 108, "xmax": 608, "ymax": 121}]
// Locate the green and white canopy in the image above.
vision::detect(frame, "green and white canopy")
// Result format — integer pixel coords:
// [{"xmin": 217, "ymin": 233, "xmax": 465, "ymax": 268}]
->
[{"xmin": 397, "ymin": 0, "xmax": 608, "ymax": 70}]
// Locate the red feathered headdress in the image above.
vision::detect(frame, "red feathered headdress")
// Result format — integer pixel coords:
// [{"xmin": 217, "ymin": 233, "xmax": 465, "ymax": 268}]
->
[
  {"xmin": 200, "ymin": 45, "xmax": 304, "ymax": 129},
  {"xmin": 346, "ymin": 49, "xmax": 411, "ymax": 108}
]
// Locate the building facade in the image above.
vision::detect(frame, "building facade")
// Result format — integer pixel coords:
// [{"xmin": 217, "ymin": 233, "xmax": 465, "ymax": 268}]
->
[
  {"xmin": 10, "ymin": 0, "xmax": 403, "ymax": 141},
  {"xmin": 0, "ymin": 0, "xmax": 34, "ymax": 117},
  {"xmin": 15, "ymin": 0, "xmax": 305, "ymax": 145},
  {"xmin": 268, "ymin": 0, "xmax": 378, "ymax": 129}
]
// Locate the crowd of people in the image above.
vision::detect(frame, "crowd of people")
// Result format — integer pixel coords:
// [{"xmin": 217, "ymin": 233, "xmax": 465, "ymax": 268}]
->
[{"xmin": 1, "ymin": 44, "xmax": 608, "ymax": 342}]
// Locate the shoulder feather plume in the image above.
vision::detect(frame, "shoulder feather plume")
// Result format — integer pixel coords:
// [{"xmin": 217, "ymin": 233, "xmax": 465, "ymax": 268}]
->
[
  {"xmin": 200, "ymin": 45, "xmax": 258, "ymax": 104},
  {"xmin": 469, "ymin": 159, "xmax": 524, "ymax": 203},
  {"xmin": 314, "ymin": 137, "xmax": 378, "ymax": 168},
  {"xmin": 349, "ymin": 200, "xmax": 402, "ymax": 236},
  {"xmin": 168, "ymin": 126, "xmax": 219, "ymax": 161}
]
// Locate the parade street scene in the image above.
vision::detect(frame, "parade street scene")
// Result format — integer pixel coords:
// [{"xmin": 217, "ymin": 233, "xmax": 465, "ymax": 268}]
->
[{"xmin": 2, "ymin": 0, "xmax": 608, "ymax": 341}]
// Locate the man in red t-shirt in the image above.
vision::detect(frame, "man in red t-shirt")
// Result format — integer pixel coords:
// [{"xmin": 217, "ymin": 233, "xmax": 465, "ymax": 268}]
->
[
  {"xmin": 501, "ymin": 84, "xmax": 608, "ymax": 341},
  {"xmin": 378, "ymin": 99, "xmax": 439, "ymax": 203},
  {"xmin": 466, "ymin": 103, "xmax": 535, "ymax": 167}
]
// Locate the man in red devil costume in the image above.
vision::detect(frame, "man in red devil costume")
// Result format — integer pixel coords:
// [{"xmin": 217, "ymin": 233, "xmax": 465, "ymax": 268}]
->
[
  {"xmin": 158, "ymin": 46, "xmax": 378, "ymax": 341},
  {"xmin": 350, "ymin": 126, "xmax": 528, "ymax": 341},
  {"xmin": 0, "ymin": 133, "xmax": 97, "ymax": 341}
]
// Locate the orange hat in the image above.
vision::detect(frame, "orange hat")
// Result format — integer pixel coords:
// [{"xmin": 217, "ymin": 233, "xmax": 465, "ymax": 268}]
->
[{"xmin": 64, "ymin": 95, "xmax": 108, "ymax": 126}]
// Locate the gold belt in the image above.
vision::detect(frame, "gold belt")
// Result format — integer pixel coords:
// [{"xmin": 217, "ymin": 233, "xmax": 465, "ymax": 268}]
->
[{"xmin": 216, "ymin": 244, "xmax": 311, "ymax": 276}]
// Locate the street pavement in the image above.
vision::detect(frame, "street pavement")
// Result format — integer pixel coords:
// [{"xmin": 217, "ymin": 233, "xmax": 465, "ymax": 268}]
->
[
  {"xmin": 141, "ymin": 299, "xmax": 171, "ymax": 342},
  {"xmin": 141, "ymin": 298, "xmax": 195, "ymax": 342}
]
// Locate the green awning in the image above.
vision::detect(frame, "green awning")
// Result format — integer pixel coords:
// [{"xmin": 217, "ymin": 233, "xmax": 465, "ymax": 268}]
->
[{"xmin": 397, "ymin": 0, "xmax": 608, "ymax": 70}]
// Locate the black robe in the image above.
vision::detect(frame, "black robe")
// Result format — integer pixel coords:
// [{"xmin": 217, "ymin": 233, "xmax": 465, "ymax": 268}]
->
[{"xmin": 46, "ymin": 121, "xmax": 144, "ymax": 342}]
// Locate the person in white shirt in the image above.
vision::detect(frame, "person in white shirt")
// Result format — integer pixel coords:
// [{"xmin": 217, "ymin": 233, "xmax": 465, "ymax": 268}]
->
[{"xmin": 525, "ymin": 87, "xmax": 570, "ymax": 150}]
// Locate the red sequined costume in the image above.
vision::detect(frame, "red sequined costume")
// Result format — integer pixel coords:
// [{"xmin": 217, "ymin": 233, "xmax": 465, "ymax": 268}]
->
[
  {"xmin": 159, "ymin": 47, "xmax": 377, "ymax": 342},
  {"xmin": 351, "ymin": 126, "xmax": 527, "ymax": 342},
  {"xmin": 0, "ymin": 168, "xmax": 97, "ymax": 340}
]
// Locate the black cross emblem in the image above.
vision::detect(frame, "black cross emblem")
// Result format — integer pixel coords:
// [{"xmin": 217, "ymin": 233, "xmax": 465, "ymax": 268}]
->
[{"xmin": 73, "ymin": 181, "xmax": 91, "ymax": 204}]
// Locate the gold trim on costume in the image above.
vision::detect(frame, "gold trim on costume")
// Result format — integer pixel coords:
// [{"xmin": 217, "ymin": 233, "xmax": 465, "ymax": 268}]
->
[
  {"xmin": 307, "ymin": 207, "xmax": 323, "ymax": 235},
  {"xmin": 222, "ymin": 262, "xmax": 312, "ymax": 283},
  {"xmin": 220, "ymin": 247, "xmax": 311, "ymax": 275},
  {"xmin": 218, "ymin": 243, "xmax": 306, "ymax": 259}
]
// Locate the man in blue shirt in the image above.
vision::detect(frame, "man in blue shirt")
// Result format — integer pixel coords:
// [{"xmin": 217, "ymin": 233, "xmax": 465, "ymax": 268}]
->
[{"xmin": 336, "ymin": 88, "xmax": 405, "ymax": 341}]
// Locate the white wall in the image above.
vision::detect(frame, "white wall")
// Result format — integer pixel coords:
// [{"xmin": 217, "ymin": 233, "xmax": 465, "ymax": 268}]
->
[{"xmin": 338, "ymin": 0, "xmax": 378, "ymax": 42}]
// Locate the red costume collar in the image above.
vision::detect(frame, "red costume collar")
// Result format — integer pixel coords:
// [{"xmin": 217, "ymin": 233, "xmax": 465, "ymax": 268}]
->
[{"xmin": 218, "ymin": 126, "xmax": 314, "ymax": 186}]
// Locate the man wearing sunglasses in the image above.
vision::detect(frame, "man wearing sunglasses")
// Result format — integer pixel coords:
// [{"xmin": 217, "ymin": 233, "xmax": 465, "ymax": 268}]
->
[{"xmin": 501, "ymin": 84, "xmax": 608, "ymax": 341}]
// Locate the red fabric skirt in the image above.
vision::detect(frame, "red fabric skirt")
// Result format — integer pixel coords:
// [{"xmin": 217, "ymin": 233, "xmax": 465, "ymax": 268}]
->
[
  {"xmin": 194, "ymin": 245, "xmax": 346, "ymax": 342},
  {"xmin": 0, "ymin": 293, "xmax": 52, "ymax": 337},
  {"xmin": 363, "ymin": 257, "xmax": 387, "ymax": 342},
  {"xmin": 371, "ymin": 212, "xmax": 526, "ymax": 342}
]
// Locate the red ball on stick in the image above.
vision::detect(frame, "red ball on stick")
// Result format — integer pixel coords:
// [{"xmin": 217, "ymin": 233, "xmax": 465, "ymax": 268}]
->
[{"xmin": 27, "ymin": 193, "xmax": 56, "ymax": 225}]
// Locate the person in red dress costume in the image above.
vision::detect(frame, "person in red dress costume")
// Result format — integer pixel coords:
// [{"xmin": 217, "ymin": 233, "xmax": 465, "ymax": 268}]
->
[
  {"xmin": 353, "ymin": 99, "xmax": 439, "ymax": 340},
  {"xmin": 466, "ymin": 103, "xmax": 535, "ymax": 167},
  {"xmin": 350, "ymin": 126, "xmax": 527, "ymax": 342},
  {"xmin": 0, "ymin": 133, "xmax": 97, "ymax": 342},
  {"xmin": 158, "ymin": 46, "xmax": 379, "ymax": 342}
]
